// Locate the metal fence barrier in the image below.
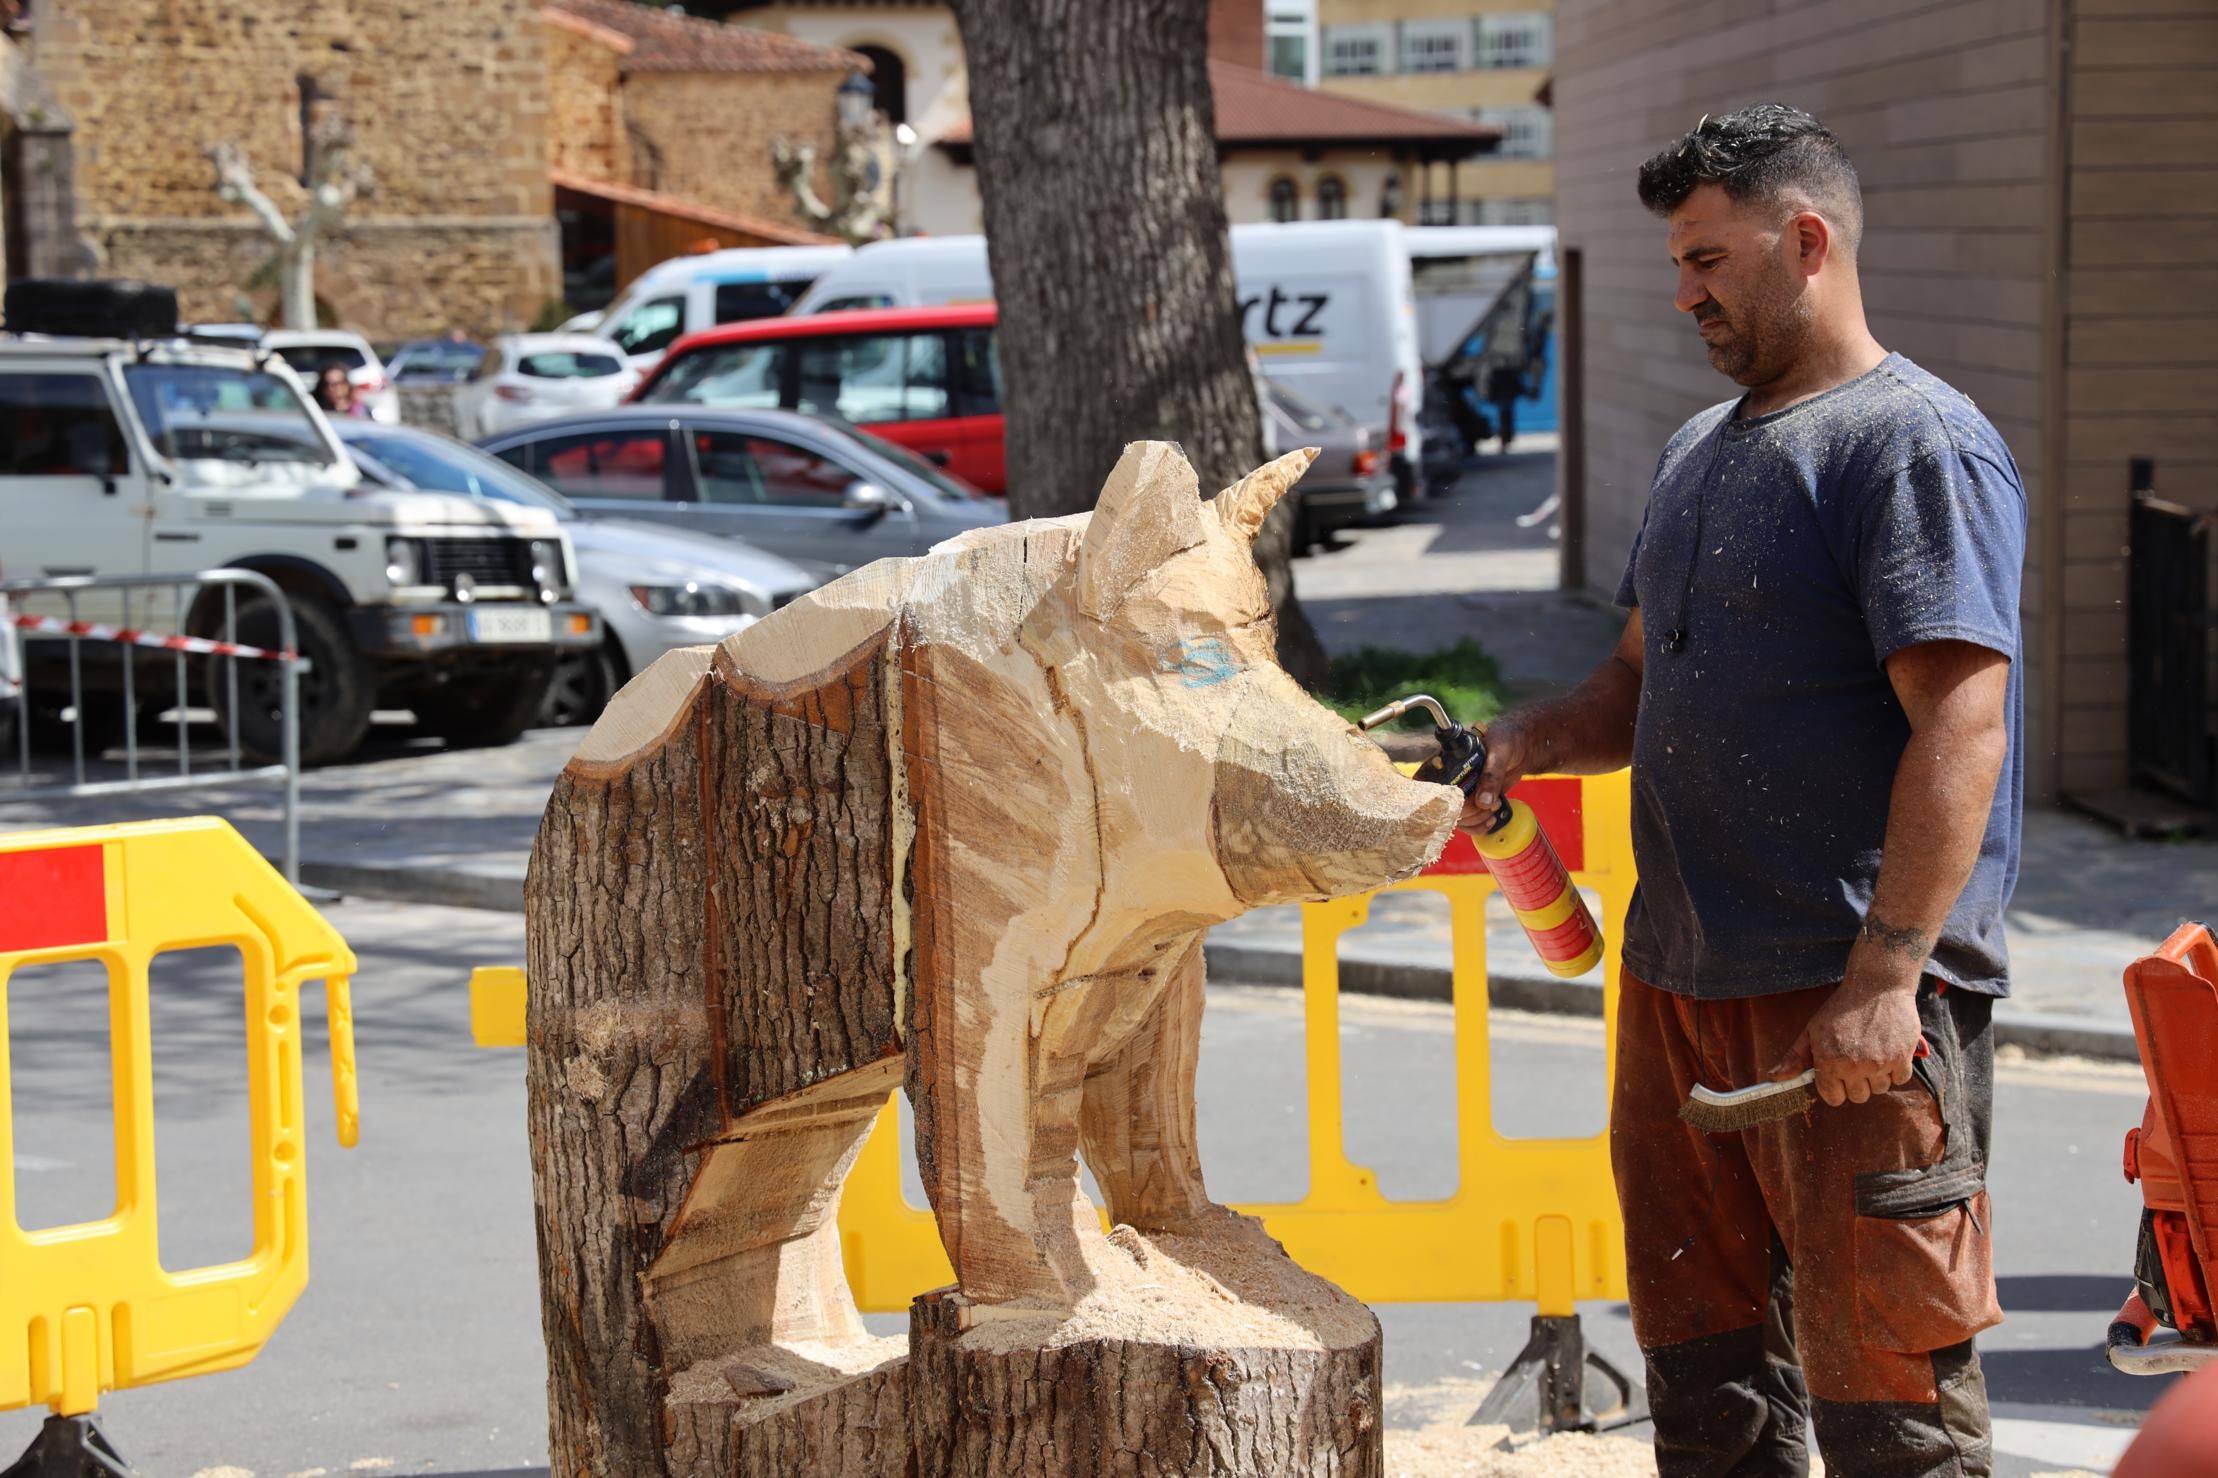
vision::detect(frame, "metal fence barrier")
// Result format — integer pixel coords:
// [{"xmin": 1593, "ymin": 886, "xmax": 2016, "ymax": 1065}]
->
[{"xmin": 0, "ymin": 570, "xmax": 303, "ymax": 882}]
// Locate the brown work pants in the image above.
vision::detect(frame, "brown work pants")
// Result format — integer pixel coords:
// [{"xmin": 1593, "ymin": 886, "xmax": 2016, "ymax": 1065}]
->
[{"xmin": 1611, "ymin": 971, "xmax": 2003, "ymax": 1478}]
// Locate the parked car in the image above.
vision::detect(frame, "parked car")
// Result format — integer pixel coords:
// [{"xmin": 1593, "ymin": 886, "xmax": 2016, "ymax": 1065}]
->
[
  {"xmin": 631, "ymin": 304, "xmax": 1007, "ymax": 495},
  {"xmin": 1265, "ymin": 379, "xmax": 1396, "ymax": 550},
  {"xmin": 476, "ymin": 406, "xmax": 1005, "ymax": 580},
  {"xmin": 453, "ymin": 333, "xmax": 638, "ymax": 441},
  {"xmin": 261, "ymin": 328, "xmax": 399, "ymax": 423},
  {"xmin": 335, "ymin": 421, "xmax": 817, "ymax": 726},
  {"xmin": 387, "ymin": 338, "xmax": 487, "ymax": 384},
  {"xmin": 0, "ymin": 279, "xmax": 599, "ymax": 763},
  {"xmin": 593, "ymin": 243, "xmax": 855, "ymax": 374}
]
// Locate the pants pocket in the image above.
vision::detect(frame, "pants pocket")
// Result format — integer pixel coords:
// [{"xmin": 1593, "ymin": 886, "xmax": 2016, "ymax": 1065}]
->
[{"xmin": 1852, "ymin": 1189, "xmax": 2004, "ymax": 1355}]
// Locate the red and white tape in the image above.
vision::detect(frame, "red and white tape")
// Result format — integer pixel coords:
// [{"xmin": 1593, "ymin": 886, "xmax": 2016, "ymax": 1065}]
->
[{"xmin": 6, "ymin": 612, "xmax": 294, "ymax": 663}]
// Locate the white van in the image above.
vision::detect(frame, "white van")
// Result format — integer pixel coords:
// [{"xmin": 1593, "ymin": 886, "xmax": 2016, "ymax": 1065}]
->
[
  {"xmin": 595, "ymin": 244, "xmax": 855, "ymax": 374},
  {"xmin": 789, "ymin": 222, "xmax": 1425, "ymax": 489}
]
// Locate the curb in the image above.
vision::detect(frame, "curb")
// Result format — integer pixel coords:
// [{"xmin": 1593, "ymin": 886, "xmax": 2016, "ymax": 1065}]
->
[
  {"xmin": 1203, "ymin": 945, "xmax": 2142, "ymax": 1063},
  {"xmin": 296, "ymin": 858, "xmax": 2143, "ymax": 1065}
]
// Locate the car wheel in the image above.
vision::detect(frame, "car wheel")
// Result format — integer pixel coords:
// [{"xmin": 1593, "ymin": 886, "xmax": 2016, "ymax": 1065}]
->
[
  {"xmin": 207, "ymin": 593, "xmax": 374, "ymax": 767},
  {"xmin": 542, "ymin": 641, "xmax": 621, "ymax": 728},
  {"xmin": 413, "ymin": 658, "xmax": 558, "ymax": 749}
]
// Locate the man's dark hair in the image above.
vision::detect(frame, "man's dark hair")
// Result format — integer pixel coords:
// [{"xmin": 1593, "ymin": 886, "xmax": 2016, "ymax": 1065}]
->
[{"xmin": 1637, "ymin": 104, "xmax": 1864, "ymax": 257}]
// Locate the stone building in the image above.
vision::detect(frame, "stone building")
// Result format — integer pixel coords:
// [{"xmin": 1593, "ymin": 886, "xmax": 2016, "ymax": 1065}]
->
[
  {"xmin": 0, "ymin": 0, "xmax": 853, "ymax": 336},
  {"xmin": 1551, "ymin": 0, "xmax": 2218, "ymax": 807}
]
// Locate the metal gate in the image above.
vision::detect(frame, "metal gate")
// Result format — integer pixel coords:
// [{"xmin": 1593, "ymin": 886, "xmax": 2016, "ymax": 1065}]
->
[
  {"xmin": 0, "ymin": 570, "xmax": 304, "ymax": 881},
  {"xmin": 2129, "ymin": 459, "xmax": 2214, "ymax": 808}
]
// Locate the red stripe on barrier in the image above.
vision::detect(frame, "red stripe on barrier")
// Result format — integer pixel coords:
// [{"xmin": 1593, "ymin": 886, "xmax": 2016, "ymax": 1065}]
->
[
  {"xmin": 1422, "ymin": 776, "xmax": 1585, "ymax": 877},
  {"xmin": 6, "ymin": 613, "xmax": 289, "ymax": 662},
  {"xmin": 0, "ymin": 846, "xmax": 108, "ymax": 954}
]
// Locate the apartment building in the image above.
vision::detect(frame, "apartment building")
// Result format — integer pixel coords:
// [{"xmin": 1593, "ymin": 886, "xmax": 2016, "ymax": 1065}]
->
[{"xmin": 1317, "ymin": 0, "xmax": 1556, "ymax": 224}]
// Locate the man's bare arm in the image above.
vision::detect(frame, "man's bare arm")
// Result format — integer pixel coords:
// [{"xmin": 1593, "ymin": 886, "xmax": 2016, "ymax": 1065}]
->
[
  {"xmin": 1463, "ymin": 609, "xmax": 1645, "ymax": 826},
  {"xmin": 1771, "ymin": 639, "xmax": 2012, "ymax": 1105}
]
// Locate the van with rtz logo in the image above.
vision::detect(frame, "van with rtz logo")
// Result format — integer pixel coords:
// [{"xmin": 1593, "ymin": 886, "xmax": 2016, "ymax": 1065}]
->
[
  {"xmin": 786, "ymin": 221, "xmax": 1426, "ymax": 500},
  {"xmin": 0, "ymin": 279, "xmax": 599, "ymax": 765}
]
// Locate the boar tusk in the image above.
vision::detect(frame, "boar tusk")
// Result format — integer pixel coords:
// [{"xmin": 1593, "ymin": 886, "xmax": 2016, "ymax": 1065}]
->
[{"xmin": 1213, "ymin": 447, "xmax": 1319, "ymax": 541}]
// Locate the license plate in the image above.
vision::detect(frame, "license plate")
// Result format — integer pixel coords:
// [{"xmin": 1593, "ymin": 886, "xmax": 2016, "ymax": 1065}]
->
[{"xmin": 468, "ymin": 608, "xmax": 553, "ymax": 644}]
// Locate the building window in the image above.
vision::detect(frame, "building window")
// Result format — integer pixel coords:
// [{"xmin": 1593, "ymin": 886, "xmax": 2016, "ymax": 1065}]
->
[
  {"xmin": 1475, "ymin": 12, "xmax": 1553, "ymax": 71},
  {"xmin": 1418, "ymin": 199, "xmax": 1457, "ymax": 226},
  {"xmin": 1268, "ymin": 0, "xmax": 1314, "ymax": 84},
  {"xmin": 1316, "ymin": 175, "xmax": 1347, "ymax": 220},
  {"xmin": 1321, "ymin": 24, "xmax": 1387, "ymax": 77},
  {"xmin": 1268, "ymin": 176, "xmax": 1300, "ymax": 223},
  {"xmin": 850, "ymin": 44, "xmax": 908, "ymax": 127},
  {"xmin": 1472, "ymin": 105, "xmax": 1553, "ymax": 160},
  {"xmin": 1400, "ymin": 20, "xmax": 1464, "ymax": 74}
]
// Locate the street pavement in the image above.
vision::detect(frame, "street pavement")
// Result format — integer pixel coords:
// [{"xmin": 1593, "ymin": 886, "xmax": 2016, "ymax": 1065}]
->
[
  {"xmin": 5, "ymin": 451, "xmax": 2208, "ymax": 1056},
  {"xmin": 0, "ymin": 898, "xmax": 2165, "ymax": 1476}
]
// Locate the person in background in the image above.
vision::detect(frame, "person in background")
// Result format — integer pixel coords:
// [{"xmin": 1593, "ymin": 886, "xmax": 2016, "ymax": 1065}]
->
[{"xmin": 315, "ymin": 363, "xmax": 365, "ymax": 418}]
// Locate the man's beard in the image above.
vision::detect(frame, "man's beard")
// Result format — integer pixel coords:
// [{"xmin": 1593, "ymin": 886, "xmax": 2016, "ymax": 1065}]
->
[{"xmin": 1700, "ymin": 280, "xmax": 1810, "ymax": 387}]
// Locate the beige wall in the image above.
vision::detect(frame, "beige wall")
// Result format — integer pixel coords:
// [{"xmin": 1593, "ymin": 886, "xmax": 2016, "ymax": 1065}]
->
[
  {"xmin": 1553, "ymin": 0, "xmax": 2063, "ymax": 790},
  {"xmin": 545, "ymin": 21, "xmax": 625, "ymax": 183},
  {"xmin": 740, "ymin": 5, "xmax": 977, "ymax": 236},
  {"xmin": 1223, "ymin": 153, "xmax": 1408, "ymax": 224},
  {"xmin": 31, "ymin": 0, "xmax": 558, "ymax": 334},
  {"xmin": 620, "ymin": 69, "xmax": 845, "ymax": 230},
  {"xmin": 2056, "ymin": 5, "xmax": 2218, "ymax": 795}
]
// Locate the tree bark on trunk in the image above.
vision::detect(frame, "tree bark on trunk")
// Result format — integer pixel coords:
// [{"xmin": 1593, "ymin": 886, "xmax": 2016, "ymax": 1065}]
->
[
  {"xmin": 524, "ymin": 643, "xmax": 908, "ymax": 1478},
  {"xmin": 947, "ymin": 0, "xmax": 1330, "ymax": 689},
  {"xmin": 907, "ymin": 1212, "xmax": 1384, "ymax": 1478}
]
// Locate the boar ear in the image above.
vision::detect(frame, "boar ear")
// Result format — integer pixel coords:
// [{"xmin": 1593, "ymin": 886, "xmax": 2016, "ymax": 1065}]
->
[
  {"xmin": 1212, "ymin": 447, "xmax": 1319, "ymax": 542},
  {"xmin": 1077, "ymin": 440, "xmax": 1207, "ymax": 619}
]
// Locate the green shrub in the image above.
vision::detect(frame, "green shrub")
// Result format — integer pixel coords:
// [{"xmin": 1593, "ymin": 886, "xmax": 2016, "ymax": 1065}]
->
[{"xmin": 1321, "ymin": 639, "xmax": 1508, "ymax": 730}]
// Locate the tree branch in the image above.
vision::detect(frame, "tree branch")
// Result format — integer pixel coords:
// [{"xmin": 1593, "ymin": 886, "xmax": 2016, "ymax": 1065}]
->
[{"xmin": 207, "ymin": 142, "xmax": 295, "ymax": 246}]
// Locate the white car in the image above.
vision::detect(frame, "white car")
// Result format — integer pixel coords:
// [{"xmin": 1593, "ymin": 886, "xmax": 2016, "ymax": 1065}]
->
[{"xmin": 454, "ymin": 333, "xmax": 638, "ymax": 440}]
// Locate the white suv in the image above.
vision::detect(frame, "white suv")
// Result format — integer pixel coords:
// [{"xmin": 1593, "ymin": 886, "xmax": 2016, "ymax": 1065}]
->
[{"xmin": 1, "ymin": 280, "xmax": 599, "ymax": 764}]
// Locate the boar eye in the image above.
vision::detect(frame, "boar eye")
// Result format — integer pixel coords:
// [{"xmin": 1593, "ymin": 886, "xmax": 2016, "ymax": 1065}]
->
[{"xmin": 1157, "ymin": 635, "xmax": 1243, "ymax": 690}]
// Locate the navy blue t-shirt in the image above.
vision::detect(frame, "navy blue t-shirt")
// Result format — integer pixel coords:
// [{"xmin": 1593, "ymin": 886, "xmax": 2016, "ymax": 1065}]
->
[{"xmin": 1615, "ymin": 353, "xmax": 2026, "ymax": 998}]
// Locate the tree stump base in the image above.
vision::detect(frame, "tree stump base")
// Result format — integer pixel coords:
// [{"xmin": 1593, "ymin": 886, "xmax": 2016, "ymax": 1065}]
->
[
  {"xmin": 665, "ymin": 1337, "xmax": 910, "ymax": 1478},
  {"xmin": 909, "ymin": 1206, "xmax": 1383, "ymax": 1477}
]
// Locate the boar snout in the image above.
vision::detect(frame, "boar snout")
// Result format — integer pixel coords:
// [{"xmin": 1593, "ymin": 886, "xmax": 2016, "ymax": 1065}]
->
[{"xmin": 1211, "ymin": 704, "xmax": 1462, "ymax": 907}]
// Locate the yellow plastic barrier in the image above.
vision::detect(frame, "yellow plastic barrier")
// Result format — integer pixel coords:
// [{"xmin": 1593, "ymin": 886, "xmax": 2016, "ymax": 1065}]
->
[
  {"xmin": 471, "ymin": 771, "xmax": 1635, "ymax": 1315},
  {"xmin": 838, "ymin": 768, "xmax": 1635, "ymax": 1312},
  {"xmin": 0, "ymin": 818, "xmax": 359, "ymax": 1418}
]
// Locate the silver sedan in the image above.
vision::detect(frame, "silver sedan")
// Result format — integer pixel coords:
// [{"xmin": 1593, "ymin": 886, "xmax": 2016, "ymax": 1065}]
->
[
  {"xmin": 336, "ymin": 422, "xmax": 817, "ymax": 725},
  {"xmin": 474, "ymin": 406, "xmax": 1006, "ymax": 581}
]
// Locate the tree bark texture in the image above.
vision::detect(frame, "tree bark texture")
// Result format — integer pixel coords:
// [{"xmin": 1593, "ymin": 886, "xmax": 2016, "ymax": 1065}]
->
[
  {"xmin": 947, "ymin": 0, "xmax": 1328, "ymax": 687},
  {"xmin": 525, "ymin": 637, "xmax": 908, "ymax": 1478},
  {"xmin": 908, "ymin": 1211, "xmax": 1386, "ymax": 1478}
]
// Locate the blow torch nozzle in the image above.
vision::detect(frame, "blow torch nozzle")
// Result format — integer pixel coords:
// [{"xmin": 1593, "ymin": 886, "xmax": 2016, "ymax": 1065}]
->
[{"xmin": 1357, "ymin": 694, "xmax": 1453, "ymax": 733}]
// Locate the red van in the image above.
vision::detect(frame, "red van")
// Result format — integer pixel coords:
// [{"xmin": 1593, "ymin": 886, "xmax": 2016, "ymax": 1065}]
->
[{"xmin": 629, "ymin": 304, "xmax": 1006, "ymax": 495}]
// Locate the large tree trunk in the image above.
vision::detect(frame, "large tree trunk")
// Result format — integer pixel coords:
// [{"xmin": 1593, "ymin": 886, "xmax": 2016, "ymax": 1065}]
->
[{"xmin": 947, "ymin": 0, "xmax": 1329, "ymax": 689}]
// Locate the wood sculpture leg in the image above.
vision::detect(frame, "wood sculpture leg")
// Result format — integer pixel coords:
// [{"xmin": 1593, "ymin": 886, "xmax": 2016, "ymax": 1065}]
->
[
  {"xmin": 908, "ymin": 939, "xmax": 1386, "ymax": 1477},
  {"xmin": 909, "ymin": 965, "xmax": 1075, "ymax": 1308},
  {"xmin": 650, "ymin": 1064, "xmax": 909, "ymax": 1478},
  {"xmin": 1079, "ymin": 937, "xmax": 1214, "ymax": 1230}
]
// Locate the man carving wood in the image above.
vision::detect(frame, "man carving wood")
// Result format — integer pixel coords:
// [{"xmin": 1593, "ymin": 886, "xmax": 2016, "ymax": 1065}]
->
[
  {"xmin": 524, "ymin": 441, "xmax": 1459, "ymax": 1476},
  {"xmin": 1469, "ymin": 106, "xmax": 2025, "ymax": 1475}
]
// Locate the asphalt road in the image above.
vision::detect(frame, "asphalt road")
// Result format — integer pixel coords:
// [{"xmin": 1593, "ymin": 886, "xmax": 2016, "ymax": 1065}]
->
[{"xmin": 0, "ymin": 897, "xmax": 2168, "ymax": 1476}]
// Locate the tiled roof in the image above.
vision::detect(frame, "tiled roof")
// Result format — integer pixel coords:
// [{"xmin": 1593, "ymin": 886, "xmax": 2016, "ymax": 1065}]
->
[
  {"xmin": 940, "ymin": 62, "xmax": 1500, "ymax": 155},
  {"xmin": 542, "ymin": 0, "xmax": 863, "ymax": 75},
  {"xmin": 550, "ymin": 169, "xmax": 840, "ymax": 245}
]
